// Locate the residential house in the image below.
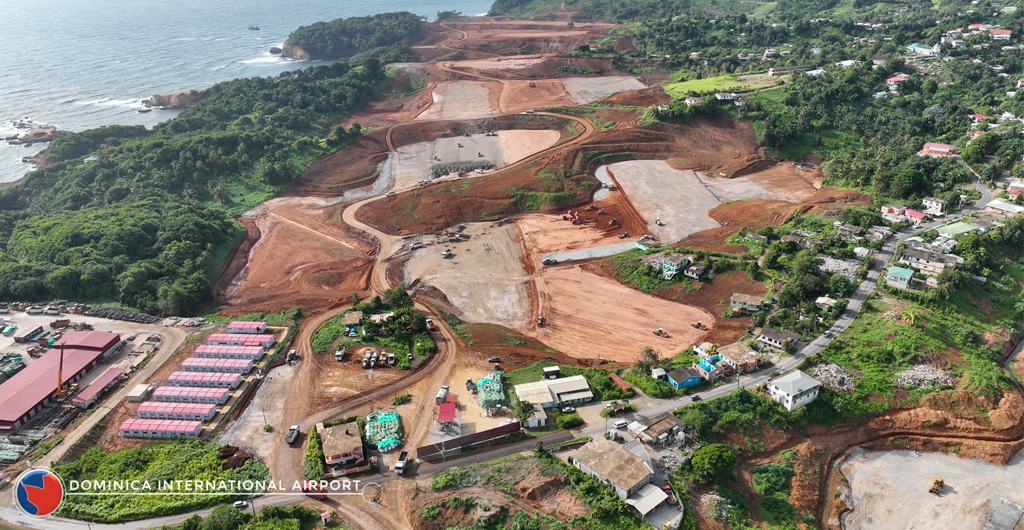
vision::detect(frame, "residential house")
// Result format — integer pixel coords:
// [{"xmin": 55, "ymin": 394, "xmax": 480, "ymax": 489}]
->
[
  {"xmin": 806, "ymin": 69, "xmax": 826, "ymax": 76},
  {"xmin": 905, "ymin": 209, "xmax": 928, "ymax": 224},
  {"xmin": 905, "ymin": 43, "xmax": 939, "ymax": 55},
  {"xmin": 781, "ymin": 235, "xmax": 804, "ymax": 245},
  {"xmin": 514, "ymin": 375, "xmax": 593, "ymax": 408},
  {"xmin": 881, "ymin": 204, "xmax": 906, "ymax": 221},
  {"xmin": 684, "ymin": 97, "xmax": 704, "ymax": 105},
  {"xmin": 805, "ymin": 238, "xmax": 822, "ymax": 248},
  {"xmin": 368, "ymin": 312, "xmax": 395, "ymax": 324},
  {"xmin": 985, "ymin": 199, "xmax": 1024, "ymax": 215},
  {"xmin": 835, "ymin": 60, "xmax": 862, "ymax": 67},
  {"xmin": 717, "ymin": 342, "xmax": 763, "ymax": 372},
  {"xmin": 991, "ymin": 29, "xmax": 1012, "ymax": 40},
  {"xmin": 886, "ymin": 266, "xmax": 915, "ymax": 289},
  {"xmin": 757, "ymin": 328, "xmax": 799, "ymax": 351},
  {"xmin": 524, "ymin": 404, "xmax": 550, "ymax": 428},
  {"xmin": 715, "ymin": 93, "xmax": 736, "ymax": 100},
  {"xmin": 1008, "ymin": 184, "xmax": 1024, "ymax": 198},
  {"xmin": 886, "ymin": 76, "xmax": 908, "ymax": 89},
  {"xmin": 635, "ymin": 413, "xmax": 687, "ymax": 445},
  {"xmin": 667, "ymin": 367, "xmax": 703, "ymax": 389},
  {"xmin": 900, "ymin": 247, "xmax": 959, "ymax": 275},
  {"xmin": 651, "ymin": 368, "xmax": 667, "ymax": 380},
  {"xmin": 922, "ymin": 197, "xmax": 945, "ymax": 215},
  {"xmin": 868, "ymin": 226, "xmax": 892, "ymax": 238},
  {"xmin": 693, "ymin": 341, "xmax": 715, "ymax": 357},
  {"xmin": 938, "ymin": 222, "xmax": 981, "ymax": 238},
  {"xmin": 321, "ymin": 423, "xmax": 365, "ymax": 466},
  {"xmin": 815, "ymin": 296, "xmax": 839, "ymax": 309},
  {"xmin": 341, "ymin": 311, "xmax": 363, "ymax": 331},
  {"xmin": 730, "ymin": 293, "xmax": 765, "ymax": 314},
  {"xmin": 926, "ymin": 276, "xmax": 939, "ymax": 287},
  {"xmin": 838, "ymin": 224, "xmax": 863, "ymax": 240},
  {"xmin": 683, "ymin": 264, "xmax": 707, "ymax": 279},
  {"xmin": 693, "ymin": 355, "xmax": 729, "ymax": 380},
  {"xmin": 918, "ymin": 142, "xmax": 957, "ymax": 158},
  {"xmin": 854, "ymin": 246, "xmax": 871, "ymax": 258},
  {"xmin": 767, "ymin": 370, "xmax": 822, "ymax": 411},
  {"xmin": 661, "ymin": 254, "xmax": 691, "ymax": 280},
  {"xmin": 744, "ymin": 231, "xmax": 768, "ymax": 244},
  {"xmin": 571, "ymin": 439, "xmax": 654, "ymax": 499}
]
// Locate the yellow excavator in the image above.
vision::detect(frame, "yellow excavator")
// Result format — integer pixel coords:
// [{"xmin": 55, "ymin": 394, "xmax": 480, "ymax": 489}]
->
[
  {"xmin": 928, "ymin": 477, "xmax": 944, "ymax": 495},
  {"xmin": 53, "ymin": 342, "xmax": 68, "ymax": 398}
]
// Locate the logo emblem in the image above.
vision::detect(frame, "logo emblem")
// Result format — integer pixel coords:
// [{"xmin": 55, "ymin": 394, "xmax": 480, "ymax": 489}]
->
[{"xmin": 14, "ymin": 469, "xmax": 65, "ymax": 517}]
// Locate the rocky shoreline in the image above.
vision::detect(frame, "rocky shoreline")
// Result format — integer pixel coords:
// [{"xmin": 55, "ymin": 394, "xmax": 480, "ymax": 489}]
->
[{"xmin": 142, "ymin": 89, "xmax": 205, "ymax": 110}]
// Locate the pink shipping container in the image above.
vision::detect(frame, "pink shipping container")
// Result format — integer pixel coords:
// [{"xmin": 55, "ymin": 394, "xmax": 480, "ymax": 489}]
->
[
  {"xmin": 194, "ymin": 345, "xmax": 263, "ymax": 360},
  {"xmin": 206, "ymin": 333, "xmax": 275, "ymax": 347},
  {"xmin": 152, "ymin": 386, "xmax": 231, "ymax": 404},
  {"xmin": 181, "ymin": 358, "xmax": 253, "ymax": 374},
  {"xmin": 167, "ymin": 371, "xmax": 242, "ymax": 389},
  {"xmin": 119, "ymin": 418, "xmax": 203, "ymax": 438},
  {"xmin": 137, "ymin": 401, "xmax": 217, "ymax": 421}
]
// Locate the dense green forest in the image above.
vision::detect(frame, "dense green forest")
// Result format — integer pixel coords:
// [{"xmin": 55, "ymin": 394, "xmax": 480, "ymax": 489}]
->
[
  {"xmin": 285, "ymin": 12, "xmax": 424, "ymax": 60},
  {"xmin": 0, "ymin": 19, "xmax": 420, "ymax": 314}
]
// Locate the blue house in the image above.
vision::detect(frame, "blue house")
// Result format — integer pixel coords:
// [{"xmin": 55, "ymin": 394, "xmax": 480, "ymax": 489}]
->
[{"xmin": 667, "ymin": 367, "xmax": 703, "ymax": 389}]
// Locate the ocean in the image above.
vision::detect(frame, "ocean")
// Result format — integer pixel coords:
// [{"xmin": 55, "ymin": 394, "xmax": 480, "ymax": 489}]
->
[{"xmin": 0, "ymin": 0, "xmax": 494, "ymax": 184}]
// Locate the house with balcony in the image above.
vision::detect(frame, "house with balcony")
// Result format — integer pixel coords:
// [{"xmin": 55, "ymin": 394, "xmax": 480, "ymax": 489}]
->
[
  {"xmin": 730, "ymin": 293, "xmax": 765, "ymax": 314},
  {"xmin": 886, "ymin": 266, "xmax": 914, "ymax": 289},
  {"xmin": 767, "ymin": 370, "xmax": 821, "ymax": 411},
  {"xmin": 717, "ymin": 343, "xmax": 763, "ymax": 373},
  {"xmin": 917, "ymin": 143, "xmax": 957, "ymax": 158},
  {"xmin": 693, "ymin": 341, "xmax": 715, "ymax": 357},
  {"xmin": 662, "ymin": 254, "xmax": 691, "ymax": 280},
  {"xmin": 321, "ymin": 423, "xmax": 365, "ymax": 467},
  {"xmin": 922, "ymin": 197, "xmax": 945, "ymax": 215},
  {"xmin": 757, "ymin": 327, "xmax": 799, "ymax": 351},
  {"xmin": 881, "ymin": 204, "xmax": 906, "ymax": 221},
  {"xmin": 693, "ymin": 355, "xmax": 729, "ymax": 380},
  {"xmin": 900, "ymin": 247, "xmax": 958, "ymax": 275}
]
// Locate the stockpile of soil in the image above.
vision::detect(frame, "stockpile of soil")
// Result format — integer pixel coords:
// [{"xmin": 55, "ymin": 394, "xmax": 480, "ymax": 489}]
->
[{"xmin": 601, "ymin": 86, "xmax": 671, "ymax": 107}]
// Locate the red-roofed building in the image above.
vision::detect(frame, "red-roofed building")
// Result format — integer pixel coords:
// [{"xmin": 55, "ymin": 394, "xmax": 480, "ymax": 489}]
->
[
  {"xmin": 991, "ymin": 29, "xmax": 1012, "ymax": 40},
  {"xmin": 71, "ymin": 367, "xmax": 124, "ymax": 408},
  {"xmin": 206, "ymin": 333, "xmax": 275, "ymax": 347},
  {"xmin": 152, "ymin": 386, "xmax": 231, "ymax": 404},
  {"xmin": 167, "ymin": 371, "xmax": 242, "ymax": 388},
  {"xmin": 972, "ymin": 113, "xmax": 989, "ymax": 121},
  {"xmin": 918, "ymin": 142, "xmax": 957, "ymax": 158},
  {"xmin": 437, "ymin": 402, "xmax": 457, "ymax": 423},
  {"xmin": 609, "ymin": 373, "xmax": 632, "ymax": 391},
  {"xmin": 886, "ymin": 76, "xmax": 907, "ymax": 89},
  {"xmin": 0, "ymin": 331, "xmax": 122, "ymax": 429},
  {"xmin": 1008, "ymin": 184, "xmax": 1024, "ymax": 198},
  {"xmin": 119, "ymin": 418, "xmax": 203, "ymax": 438},
  {"xmin": 137, "ymin": 402, "xmax": 217, "ymax": 421},
  {"xmin": 969, "ymin": 23, "xmax": 985, "ymax": 28},
  {"xmin": 905, "ymin": 209, "xmax": 928, "ymax": 224},
  {"xmin": 227, "ymin": 321, "xmax": 268, "ymax": 334},
  {"xmin": 181, "ymin": 358, "xmax": 253, "ymax": 373},
  {"xmin": 193, "ymin": 344, "xmax": 263, "ymax": 360}
]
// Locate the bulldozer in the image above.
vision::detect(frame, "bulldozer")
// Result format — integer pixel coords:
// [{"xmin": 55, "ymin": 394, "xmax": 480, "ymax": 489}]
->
[
  {"xmin": 691, "ymin": 321, "xmax": 708, "ymax": 330},
  {"xmin": 929, "ymin": 478, "xmax": 944, "ymax": 495},
  {"xmin": 653, "ymin": 328, "xmax": 669, "ymax": 337},
  {"xmin": 536, "ymin": 316, "xmax": 546, "ymax": 326}
]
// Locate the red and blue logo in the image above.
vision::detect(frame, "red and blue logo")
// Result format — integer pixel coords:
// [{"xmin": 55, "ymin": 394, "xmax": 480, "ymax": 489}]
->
[{"xmin": 14, "ymin": 469, "xmax": 65, "ymax": 517}]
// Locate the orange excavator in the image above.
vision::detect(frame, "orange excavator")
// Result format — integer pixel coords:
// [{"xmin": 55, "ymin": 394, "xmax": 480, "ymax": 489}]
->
[{"xmin": 53, "ymin": 342, "xmax": 68, "ymax": 398}]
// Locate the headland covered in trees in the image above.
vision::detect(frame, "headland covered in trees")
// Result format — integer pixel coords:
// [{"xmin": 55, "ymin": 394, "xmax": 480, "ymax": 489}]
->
[{"xmin": 0, "ymin": 13, "xmax": 423, "ymax": 315}]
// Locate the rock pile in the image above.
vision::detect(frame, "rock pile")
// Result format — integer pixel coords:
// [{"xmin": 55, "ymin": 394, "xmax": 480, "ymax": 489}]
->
[
  {"xmin": 895, "ymin": 365, "xmax": 955, "ymax": 388},
  {"xmin": 814, "ymin": 363, "xmax": 857, "ymax": 391},
  {"xmin": 84, "ymin": 307, "xmax": 161, "ymax": 324}
]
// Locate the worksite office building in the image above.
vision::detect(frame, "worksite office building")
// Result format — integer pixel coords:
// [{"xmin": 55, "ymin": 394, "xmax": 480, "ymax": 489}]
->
[{"xmin": 0, "ymin": 331, "xmax": 122, "ymax": 430}]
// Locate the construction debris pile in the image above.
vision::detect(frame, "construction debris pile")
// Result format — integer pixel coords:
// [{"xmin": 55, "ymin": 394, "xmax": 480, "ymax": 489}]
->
[
  {"xmin": 813, "ymin": 364, "xmax": 857, "ymax": 391},
  {"xmin": 700, "ymin": 493, "xmax": 729, "ymax": 522},
  {"xmin": 895, "ymin": 365, "xmax": 956, "ymax": 388},
  {"xmin": 476, "ymin": 371, "xmax": 507, "ymax": 410},
  {"xmin": 366, "ymin": 410, "xmax": 403, "ymax": 452},
  {"xmin": 84, "ymin": 307, "xmax": 161, "ymax": 324}
]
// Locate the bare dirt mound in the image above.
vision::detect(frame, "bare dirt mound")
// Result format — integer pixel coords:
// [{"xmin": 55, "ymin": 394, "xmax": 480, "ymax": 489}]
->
[{"xmin": 602, "ymin": 86, "xmax": 671, "ymax": 107}]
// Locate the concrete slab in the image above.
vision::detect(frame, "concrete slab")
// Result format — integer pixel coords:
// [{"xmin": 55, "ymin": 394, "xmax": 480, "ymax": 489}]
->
[{"xmin": 542, "ymin": 241, "xmax": 636, "ymax": 262}]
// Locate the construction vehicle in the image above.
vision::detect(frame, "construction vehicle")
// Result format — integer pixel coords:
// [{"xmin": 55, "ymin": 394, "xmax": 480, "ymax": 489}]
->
[
  {"xmin": 609, "ymin": 218, "xmax": 618, "ymax": 226},
  {"xmin": 585, "ymin": 204, "xmax": 597, "ymax": 211},
  {"xmin": 284, "ymin": 425, "xmax": 301, "ymax": 445},
  {"xmin": 929, "ymin": 477, "xmax": 944, "ymax": 495},
  {"xmin": 441, "ymin": 249, "xmax": 452, "ymax": 259},
  {"xmin": 598, "ymin": 208, "xmax": 606, "ymax": 214},
  {"xmin": 335, "ymin": 347, "xmax": 345, "ymax": 362},
  {"xmin": 653, "ymin": 328, "xmax": 669, "ymax": 337},
  {"xmin": 394, "ymin": 451, "xmax": 411, "ymax": 474},
  {"xmin": 618, "ymin": 231, "xmax": 629, "ymax": 238},
  {"xmin": 529, "ymin": 81, "xmax": 537, "ymax": 88},
  {"xmin": 656, "ymin": 218, "xmax": 665, "ymax": 226},
  {"xmin": 542, "ymin": 258, "xmax": 558, "ymax": 265},
  {"xmin": 387, "ymin": 352, "xmax": 396, "ymax": 365},
  {"xmin": 436, "ymin": 385, "xmax": 449, "ymax": 404},
  {"xmin": 691, "ymin": 321, "xmax": 708, "ymax": 330},
  {"xmin": 287, "ymin": 350, "xmax": 298, "ymax": 363},
  {"xmin": 425, "ymin": 318, "xmax": 436, "ymax": 331},
  {"xmin": 536, "ymin": 316, "xmax": 545, "ymax": 326},
  {"xmin": 54, "ymin": 343, "xmax": 68, "ymax": 398}
]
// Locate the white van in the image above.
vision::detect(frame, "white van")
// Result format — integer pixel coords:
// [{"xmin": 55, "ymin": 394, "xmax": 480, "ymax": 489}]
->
[{"xmin": 613, "ymin": 420, "xmax": 628, "ymax": 429}]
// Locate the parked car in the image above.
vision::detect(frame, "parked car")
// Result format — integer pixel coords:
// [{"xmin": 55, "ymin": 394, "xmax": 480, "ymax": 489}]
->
[
  {"xmin": 487, "ymin": 356, "xmax": 501, "ymax": 363},
  {"xmin": 233, "ymin": 501, "xmax": 249, "ymax": 509},
  {"xmin": 613, "ymin": 420, "xmax": 628, "ymax": 429},
  {"xmin": 690, "ymin": 395, "xmax": 702, "ymax": 402},
  {"xmin": 561, "ymin": 406, "xmax": 576, "ymax": 413}
]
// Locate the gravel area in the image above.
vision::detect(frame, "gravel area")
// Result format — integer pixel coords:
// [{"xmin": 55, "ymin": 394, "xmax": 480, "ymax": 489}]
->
[
  {"xmin": 562, "ymin": 76, "xmax": 646, "ymax": 104},
  {"xmin": 895, "ymin": 365, "xmax": 956, "ymax": 388}
]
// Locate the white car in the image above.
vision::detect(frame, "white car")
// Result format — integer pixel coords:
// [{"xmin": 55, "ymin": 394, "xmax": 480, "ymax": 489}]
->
[{"xmin": 233, "ymin": 501, "xmax": 249, "ymax": 509}]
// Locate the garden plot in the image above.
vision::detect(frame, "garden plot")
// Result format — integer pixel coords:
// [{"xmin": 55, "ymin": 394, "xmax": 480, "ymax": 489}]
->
[
  {"xmin": 562, "ymin": 76, "xmax": 646, "ymax": 104},
  {"xmin": 599, "ymin": 160, "xmax": 723, "ymax": 243},
  {"xmin": 842, "ymin": 448, "xmax": 1024, "ymax": 530},
  {"xmin": 404, "ymin": 222, "xmax": 532, "ymax": 329},
  {"xmin": 416, "ymin": 81, "xmax": 499, "ymax": 121}
]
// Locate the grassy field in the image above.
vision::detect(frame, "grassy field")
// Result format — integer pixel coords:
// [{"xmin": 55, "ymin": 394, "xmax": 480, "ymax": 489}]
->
[{"xmin": 665, "ymin": 74, "xmax": 780, "ymax": 97}]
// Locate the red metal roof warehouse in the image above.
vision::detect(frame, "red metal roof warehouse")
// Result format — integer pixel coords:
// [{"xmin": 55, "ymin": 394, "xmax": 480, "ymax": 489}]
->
[{"xmin": 0, "ymin": 331, "xmax": 122, "ymax": 429}]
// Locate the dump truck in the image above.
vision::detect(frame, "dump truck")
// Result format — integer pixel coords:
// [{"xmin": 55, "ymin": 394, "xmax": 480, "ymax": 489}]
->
[
  {"xmin": 387, "ymin": 352, "xmax": 396, "ymax": 365},
  {"xmin": 284, "ymin": 425, "xmax": 301, "ymax": 445},
  {"xmin": 929, "ymin": 477, "xmax": 944, "ymax": 495},
  {"xmin": 50, "ymin": 319, "xmax": 70, "ymax": 328},
  {"xmin": 394, "ymin": 451, "xmax": 410, "ymax": 474},
  {"xmin": 334, "ymin": 347, "xmax": 345, "ymax": 362},
  {"xmin": 436, "ymin": 385, "xmax": 449, "ymax": 404},
  {"xmin": 425, "ymin": 318, "xmax": 436, "ymax": 331}
]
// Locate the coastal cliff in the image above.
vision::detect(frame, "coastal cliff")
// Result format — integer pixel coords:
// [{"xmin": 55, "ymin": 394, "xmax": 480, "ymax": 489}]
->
[
  {"xmin": 143, "ymin": 90, "xmax": 205, "ymax": 109},
  {"xmin": 281, "ymin": 42, "xmax": 310, "ymax": 60}
]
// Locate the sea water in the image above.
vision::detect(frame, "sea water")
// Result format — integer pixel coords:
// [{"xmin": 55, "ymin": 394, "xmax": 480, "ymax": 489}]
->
[{"xmin": 0, "ymin": 0, "xmax": 494, "ymax": 183}]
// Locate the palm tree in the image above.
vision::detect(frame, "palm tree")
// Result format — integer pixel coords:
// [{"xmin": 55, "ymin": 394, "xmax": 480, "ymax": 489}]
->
[{"xmin": 901, "ymin": 308, "xmax": 921, "ymax": 325}]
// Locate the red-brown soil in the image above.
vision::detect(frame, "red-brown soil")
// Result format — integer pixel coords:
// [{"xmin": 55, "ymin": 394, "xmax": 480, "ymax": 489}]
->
[{"xmin": 601, "ymin": 86, "xmax": 672, "ymax": 107}]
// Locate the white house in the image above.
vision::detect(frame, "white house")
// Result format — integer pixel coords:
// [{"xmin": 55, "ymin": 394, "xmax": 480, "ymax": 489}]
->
[
  {"xmin": 768, "ymin": 370, "xmax": 821, "ymax": 411},
  {"xmin": 922, "ymin": 197, "xmax": 944, "ymax": 215},
  {"xmin": 571, "ymin": 439, "xmax": 654, "ymax": 499},
  {"xmin": 693, "ymin": 341, "xmax": 715, "ymax": 357}
]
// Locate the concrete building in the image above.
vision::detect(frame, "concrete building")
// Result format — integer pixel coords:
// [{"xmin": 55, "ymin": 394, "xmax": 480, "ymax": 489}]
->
[
  {"xmin": 151, "ymin": 386, "xmax": 231, "ymax": 405},
  {"xmin": 757, "ymin": 328, "xmax": 798, "ymax": 351},
  {"xmin": 514, "ymin": 375, "xmax": 593, "ymax": 408},
  {"xmin": 767, "ymin": 370, "xmax": 821, "ymax": 411},
  {"xmin": 321, "ymin": 423, "xmax": 365, "ymax": 466},
  {"xmin": 730, "ymin": 293, "xmax": 764, "ymax": 314},
  {"xmin": 683, "ymin": 264, "xmax": 707, "ymax": 279},
  {"xmin": 227, "ymin": 321, "xmax": 268, "ymax": 334},
  {"xmin": 717, "ymin": 342, "xmax": 763, "ymax": 372},
  {"xmin": 524, "ymin": 404, "xmax": 550, "ymax": 428},
  {"xmin": 900, "ymin": 247, "xmax": 958, "ymax": 275},
  {"xmin": 666, "ymin": 367, "xmax": 703, "ymax": 389},
  {"xmin": 887, "ymin": 266, "xmax": 914, "ymax": 289},
  {"xmin": 635, "ymin": 412, "xmax": 687, "ymax": 445},
  {"xmin": 918, "ymin": 143, "xmax": 957, "ymax": 158},
  {"xmin": 119, "ymin": 419, "xmax": 203, "ymax": 439},
  {"xmin": 661, "ymin": 254, "xmax": 691, "ymax": 280},
  {"xmin": 693, "ymin": 355, "xmax": 729, "ymax": 380},
  {"xmin": 570, "ymin": 439, "xmax": 654, "ymax": 499},
  {"xmin": 136, "ymin": 402, "xmax": 217, "ymax": 422},
  {"xmin": 922, "ymin": 197, "xmax": 945, "ymax": 215},
  {"xmin": 693, "ymin": 341, "xmax": 715, "ymax": 357},
  {"xmin": 881, "ymin": 204, "xmax": 906, "ymax": 220}
]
